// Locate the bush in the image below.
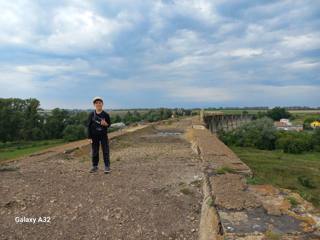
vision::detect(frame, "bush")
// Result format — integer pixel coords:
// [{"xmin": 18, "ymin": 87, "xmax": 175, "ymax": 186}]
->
[
  {"xmin": 297, "ymin": 176, "xmax": 316, "ymax": 189},
  {"xmin": 312, "ymin": 129, "xmax": 320, "ymax": 151},
  {"xmin": 220, "ymin": 117, "xmax": 318, "ymax": 154},
  {"xmin": 218, "ymin": 131, "xmax": 237, "ymax": 146},
  {"xmin": 303, "ymin": 117, "xmax": 319, "ymax": 130},
  {"xmin": 276, "ymin": 131, "xmax": 313, "ymax": 154},
  {"xmin": 63, "ymin": 125, "xmax": 86, "ymax": 142},
  {"xmin": 283, "ymin": 138, "xmax": 310, "ymax": 154},
  {"xmin": 219, "ymin": 117, "xmax": 277, "ymax": 150}
]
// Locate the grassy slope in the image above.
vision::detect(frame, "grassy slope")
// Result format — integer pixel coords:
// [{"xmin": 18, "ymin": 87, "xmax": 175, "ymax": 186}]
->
[
  {"xmin": 231, "ymin": 146, "xmax": 320, "ymax": 208},
  {"xmin": 290, "ymin": 112, "xmax": 320, "ymax": 125},
  {"xmin": 0, "ymin": 139, "xmax": 65, "ymax": 162}
]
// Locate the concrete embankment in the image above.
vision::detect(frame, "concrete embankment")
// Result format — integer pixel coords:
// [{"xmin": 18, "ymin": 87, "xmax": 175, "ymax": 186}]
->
[{"xmin": 186, "ymin": 117, "xmax": 320, "ymax": 240}]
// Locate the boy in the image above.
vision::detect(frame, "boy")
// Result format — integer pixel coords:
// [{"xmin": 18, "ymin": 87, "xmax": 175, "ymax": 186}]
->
[{"xmin": 87, "ymin": 97, "xmax": 111, "ymax": 174}]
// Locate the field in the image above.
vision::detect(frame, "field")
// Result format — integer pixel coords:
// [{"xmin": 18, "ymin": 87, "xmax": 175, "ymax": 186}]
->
[
  {"xmin": 289, "ymin": 111, "xmax": 320, "ymax": 125},
  {"xmin": 218, "ymin": 109, "xmax": 267, "ymax": 115},
  {"xmin": 289, "ymin": 110, "xmax": 320, "ymax": 114},
  {"xmin": 231, "ymin": 146, "xmax": 320, "ymax": 208},
  {"xmin": 108, "ymin": 109, "xmax": 150, "ymax": 117},
  {"xmin": 0, "ymin": 139, "xmax": 65, "ymax": 162},
  {"xmin": 206, "ymin": 108, "xmax": 320, "ymax": 117}
]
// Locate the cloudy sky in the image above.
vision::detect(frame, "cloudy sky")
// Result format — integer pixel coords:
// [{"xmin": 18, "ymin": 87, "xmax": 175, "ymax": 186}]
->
[{"xmin": 0, "ymin": 0, "xmax": 319, "ymax": 109}]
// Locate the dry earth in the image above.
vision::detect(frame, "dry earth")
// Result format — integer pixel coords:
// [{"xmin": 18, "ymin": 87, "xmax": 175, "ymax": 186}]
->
[{"xmin": 0, "ymin": 119, "xmax": 203, "ymax": 240}]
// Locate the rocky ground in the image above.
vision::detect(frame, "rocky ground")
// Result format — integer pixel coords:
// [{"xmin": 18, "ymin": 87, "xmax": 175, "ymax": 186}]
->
[
  {"xmin": 188, "ymin": 123, "xmax": 320, "ymax": 240},
  {"xmin": 0, "ymin": 119, "xmax": 203, "ymax": 240}
]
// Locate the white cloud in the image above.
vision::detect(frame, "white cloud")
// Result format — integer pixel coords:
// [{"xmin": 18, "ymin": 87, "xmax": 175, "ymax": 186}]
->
[
  {"xmin": 168, "ymin": 86, "xmax": 233, "ymax": 102},
  {"xmin": 39, "ymin": 7, "xmax": 133, "ymax": 53},
  {"xmin": 0, "ymin": 1, "xmax": 139, "ymax": 54},
  {"xmin": 0, "ymin": 71, "xmax": 38, "ymax": 97},
  {"xmin": 286, "ymin": 60, "xmax": 320, "ymax": 70},
  {"xmin": 175, "ymin": 0, "xmax": 219, "ymax": 24},
  {"xmin": 227, "ymin": 48, "xmax": 263, "ymax": 58},
  {"xmin": 148, "ymin": 0, "xmax": 221, "ymax": 37},
  {"xmin": 15, "ymin": 64, "xmax": 72, "ymax": 75},
  {"xmin": 249, "ymin": 84, "xmax": 320, "ymax": 102},
  {"xmin": 281, "ymin": 34, "xmax": 320, "ymax": 50},
  {"xmin": 166, "ymin": 29, "xmax": 204, "ymax": 55},
  {"xmin": 0, "ymin": 1, "xmax": 40, "ymax": 45},
  {"xmin": 12, "ymin": 59, "xmax": 97, "ymax": 76}
]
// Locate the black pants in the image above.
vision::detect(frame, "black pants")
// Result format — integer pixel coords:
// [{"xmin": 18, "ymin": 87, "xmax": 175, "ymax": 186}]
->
[{"xmin": 91, "ymin": 134, "xmax": 110, "ymax": 168}]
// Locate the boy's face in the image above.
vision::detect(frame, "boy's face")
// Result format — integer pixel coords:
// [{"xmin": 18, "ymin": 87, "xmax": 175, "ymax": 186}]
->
[{"xmin": 94, "ymin": 100, "xmax": 103, "ymax": 110}]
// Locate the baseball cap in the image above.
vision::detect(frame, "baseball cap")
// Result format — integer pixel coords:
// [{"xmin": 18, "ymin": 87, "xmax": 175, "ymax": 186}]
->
[{"xmin": 92, "ymin": 96, "xmax": 103, "ymax": 103}]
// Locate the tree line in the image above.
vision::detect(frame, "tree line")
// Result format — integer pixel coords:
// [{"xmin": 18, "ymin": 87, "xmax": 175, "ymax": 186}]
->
[
  {"xmin": 219, "ymin": 107, "xmax": 320, "ymax": 154},
  {"xmin": 0, "ymin": 98, "xmax": 194, "ymax": 143},
  {"xmin": 219, "ymin": 117, "xmax": 320, "ymax": 154}
]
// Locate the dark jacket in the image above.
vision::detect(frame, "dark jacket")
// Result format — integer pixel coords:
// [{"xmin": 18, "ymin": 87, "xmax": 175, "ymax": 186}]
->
[{"xmin": 87, "ymin": 110, "xmax": 111, "ymax": 138}]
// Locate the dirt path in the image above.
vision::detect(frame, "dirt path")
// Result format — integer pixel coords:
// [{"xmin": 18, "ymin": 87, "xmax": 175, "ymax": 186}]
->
[
  {"xmin": 0, "ymin": 119, "xmax": 203, "ymax": 240},
  {"xmin": 1, "ymin": 123, "xmax": 151, "ymax": 165}
]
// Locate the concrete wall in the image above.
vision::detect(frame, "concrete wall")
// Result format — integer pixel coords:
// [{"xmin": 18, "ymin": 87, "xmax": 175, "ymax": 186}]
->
[{"xmin": 187, "ymin": 116, "xmax": 319, "ymax": 240}]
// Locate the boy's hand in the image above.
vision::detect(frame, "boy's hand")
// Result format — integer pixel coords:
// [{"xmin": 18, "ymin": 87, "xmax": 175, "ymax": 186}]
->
[
  {"xmin": 88, "ymin": 139, "xmax": 93, "ymax": 144},
  {"xmin": 101, "ymin": 119, "xmax": 109, "ymax": 126}
]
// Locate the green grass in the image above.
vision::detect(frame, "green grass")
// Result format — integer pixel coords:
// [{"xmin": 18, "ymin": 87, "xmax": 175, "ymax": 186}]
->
[
  {"xmin": 216, "ymin": 109, "xmax": 267, "ymax": 115},
  {"xmin": 290, "ymin": 112, "xmax": 320, "ymax": 125},
  {"xmin": 231, "ymin": 146, "xmax": 320, "ymax": 208},
  {"xmin": 265, "ymin": 230, "xmax": 282, "ymax": 240},
  {"xmin": 180, "ymin": 187, "xmax": 193, "ymax": 195},
  {"xmin": 108, "ymin": 109, "xmax": 150, "ymax": 117},
  {"xmin": 0, "ymin": 139, "xmax": 66, "ymax": 162},
  {"xmin": 216, "ymin": 166, "xmax": 236, "ymax": 174},
  {"xmin": 287, "ymin": 196, "xmax": 299, "ymax": 208},
  {"xmin": 206, "ymin": 197, "xmax": 214, "ymax": 207},
  {"xmin": 0, "ymin": 165, "xmax": 20, "ymax": 172}
]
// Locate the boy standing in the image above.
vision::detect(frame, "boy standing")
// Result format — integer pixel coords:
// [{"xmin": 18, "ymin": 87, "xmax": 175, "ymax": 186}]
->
[{"xmin": 87, "ymin": 97, "xmax": 111, "ymax": 174}]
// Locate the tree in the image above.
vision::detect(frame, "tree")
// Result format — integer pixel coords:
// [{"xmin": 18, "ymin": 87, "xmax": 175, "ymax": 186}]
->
[
  {"xmin": 123, "ymin": 111, "xmax": 133, "ymax": 124},
  {"xmin": 0, "ymin": 98, "xmax": 23, "ymax": 141},
  {"xmin": 45, "ymin": 108, "xmax": 70, "ymax": 139},
  {"xmin": 275, "ymin": 131, "xmax": 313, "ymax": 154},
  {"xmin": 219, "ymin": 117, "xmax": 277, "ymax": 150},
  {"xmin": 266, "ymin": 107, "xmax": 291, "ymax": 121},
  {"xmin": 312, "ymin": 129, "xmax": 320, "ymax": 152},
  {"xmin": 63, "ymin": 125, "xmax": 86, "ymax": 141},
  {"xmin": 21, "ymin": 98, "xmax": 42, "ymax": 140},
  {"xmin": 132, "ymin": 110, "xmax": 142, "ymax": 122},
  {"xmin": 0, "ymin": 98, "xmax": 42, "ymax": 141},
  {"xmin": 112, "ymin": 114, "xmax": 122, "ymax": 123},
  {"xmin": 69, "ymin": 111, "xmax": 89, "ymax": 126}
]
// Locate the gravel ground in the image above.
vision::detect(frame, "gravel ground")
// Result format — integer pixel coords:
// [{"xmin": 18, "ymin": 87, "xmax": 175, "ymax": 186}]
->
[{"xmin": 0, "ymin": 119, "xmax": 203, "ymax": 240}]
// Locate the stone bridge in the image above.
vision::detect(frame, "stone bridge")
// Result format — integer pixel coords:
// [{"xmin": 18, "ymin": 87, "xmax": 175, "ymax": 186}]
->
[
  {"xmin": 201, "ymin": 111, "xmax": 253, "ymax": 133},
  {"xmin": 190, "ymin": 116, "xmax": 319, "ymax": 240}
]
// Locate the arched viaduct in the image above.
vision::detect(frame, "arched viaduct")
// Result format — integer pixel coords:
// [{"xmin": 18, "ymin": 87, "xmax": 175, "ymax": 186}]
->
[{"xmin": 200, "ymin": 111, "xmax": 253, "ymax": 133}]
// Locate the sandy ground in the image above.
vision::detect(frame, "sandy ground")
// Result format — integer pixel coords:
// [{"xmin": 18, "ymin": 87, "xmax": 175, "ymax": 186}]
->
[{"xmin": 0, "ymin": 119, "xmax": 203, "ymax": 240}]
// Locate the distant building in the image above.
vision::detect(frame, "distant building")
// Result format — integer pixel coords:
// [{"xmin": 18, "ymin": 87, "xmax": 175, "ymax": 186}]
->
[
  {"xmin": 311, "ymin": 121, "xmax": 320, "ymax": 129},
  {"xmin": 274, "ymin": 121, "xmax": 288, "ymax": 128},
  {"xmin": 274, "ymin": 119, "xmax": 302, "ymax": 131},
  {"xmin": 279, "ymin": 118, "xmax": 292, "ymax": 126}
]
